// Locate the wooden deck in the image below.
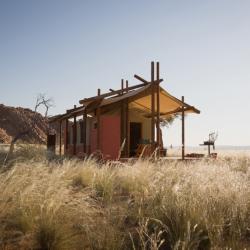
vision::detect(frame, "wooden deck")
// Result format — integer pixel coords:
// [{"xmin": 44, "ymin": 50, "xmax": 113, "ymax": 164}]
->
[{"xmin": 119, "ymin": 156, "xmax": 205, "ymax": 163}]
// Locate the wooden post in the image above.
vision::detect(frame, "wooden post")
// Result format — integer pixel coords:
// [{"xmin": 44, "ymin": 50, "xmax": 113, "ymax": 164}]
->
[
  {"xmin": 72, "ymin": 105, "xmax": 77, "ymax": 155},
  {"xmin": 59, "ymin": 120, "xmax": 62, "ymax": 156},
  {"xmin": 97, "ymin": 89, "xmax": 101, "ymax": 150},
  {"xmin": 151, "ymin": 61, "xmax": 155, "ymax": 146},
  {"xmin": 73, "ymin": 116, "xmax": 77, "ymax": 156},
  {"xmin": 121, "ymin": 79, "xmax": 125, "ymax": 156},
  {"xmin": 121, "ymin": 79, "xmax": 124, "ymax": 94},
  {"xmin": 125, "ymin": 81, "xmax": 129, "ymax": 157},
  {"xmin": 156, "ymin": 62, "xmax": 160, "ymax": 155},
  {"xmin": 182, "ymin": 96, "xmax": 185, "ymax": 160},
  {"xmin": 65, "ymin": 119, "xmax": 69, "ymax": 154},
  {"xmin": 125, "ymin": 99, "xmax": 129, "ymax": 157},
  {"xmin": 83, "ymin": 109, "xmax": 87, "ymax": 154}
]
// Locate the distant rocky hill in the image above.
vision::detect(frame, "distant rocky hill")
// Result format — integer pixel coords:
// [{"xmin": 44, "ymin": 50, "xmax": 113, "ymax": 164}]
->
[{"xmin": 0, "ymin": 104, "xmax": 50, "ymax": 144}]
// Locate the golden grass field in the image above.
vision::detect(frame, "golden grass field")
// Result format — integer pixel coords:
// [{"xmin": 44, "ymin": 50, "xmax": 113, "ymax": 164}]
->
[{"xmin": 0, "ymin": 145, "xmax": 249, "ymax": 250}]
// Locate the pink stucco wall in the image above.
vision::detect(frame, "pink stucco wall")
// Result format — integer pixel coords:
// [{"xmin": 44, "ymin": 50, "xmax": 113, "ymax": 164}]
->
[
  {"xmin": 100, "ymin": 115, "xmax": 120, "ymax": 160},
  {"xmin": 64, "ymin": 115, "xmax": 121, "ymax": 160},
  {"xmin": 90, "ymin": 115, "xmax": 120, "ymax": 160}
]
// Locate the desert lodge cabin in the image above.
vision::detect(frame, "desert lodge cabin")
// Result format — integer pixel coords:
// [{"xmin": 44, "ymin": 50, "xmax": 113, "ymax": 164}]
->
[{"xmin": 49, "ymin": 62, "xmax": 200, "ymax": 160}]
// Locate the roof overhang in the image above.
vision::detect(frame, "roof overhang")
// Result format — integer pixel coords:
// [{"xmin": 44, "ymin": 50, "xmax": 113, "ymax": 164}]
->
[
  {"xmin": 96, "ymin": 84, "xmax": 200, "ymax": 117},
  {"xmin": 49, "ymin": 82, "xmax": 200, "ymax": 123}
]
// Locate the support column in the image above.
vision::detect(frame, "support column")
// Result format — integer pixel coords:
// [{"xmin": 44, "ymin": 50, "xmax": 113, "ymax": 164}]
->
[
  {"xmin": 120, "ymin": 79, "xmax": 125, "ymax": 157},
  {"xmin": 120, "ymin": 79, "xmax": 124, "ymax": 141},
  {"xmin": 156, "ymin": 62, "xmax": 160, "ymax": 154},
  {"xmin": 83, "ymin": 109, "xmax": 87, "ymax": 154},
  {"xmin": 125, "ymin": 80, "xmax": 129, "ymax": 157},
  {"xmin": 97, "ymin": 89, "xmax": 101, "ymax": 150},
  {"xmin": 182, "ymin": 96, "xmax": 185, "ymax": 160},
  {"xmin": 65, "ymin": 119, "xmax": 69, "ymax": 154},
  {"xmin": 125, "ymin": 99, "xmax": 129, "ymax": 157},
  {"xmin": 59, "ymin": 120, "xmax": 62, "ymax": 156},
  {"xmin": 151, "ymin": 61, "xmax": 155, "ymax": 146},
  {"xmin": 73, "ymin": 115, "xmax": 77, "ymax": 155}
]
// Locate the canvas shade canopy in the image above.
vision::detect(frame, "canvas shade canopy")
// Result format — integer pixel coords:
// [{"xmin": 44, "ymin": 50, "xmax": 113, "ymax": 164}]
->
[
  {"xmin": 90, "ymin": 84, "xmax": 200, "ymax": 118},
  {"xmin": 49, "ymin": 83, "xmax": 200, "ymax": 123}
]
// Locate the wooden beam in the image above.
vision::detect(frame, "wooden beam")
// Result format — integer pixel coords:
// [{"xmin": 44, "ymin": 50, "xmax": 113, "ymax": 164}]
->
[
  {"xmin": 79, "ymin": 82, "xmax": 151, "ymax": 104},
  {"xmin": 66, "ymin": 105, "xmax": 83, "ymax": 113},
  {"xmin": 145, "ymin": 106, "xmax": 199, "ymax": 118},
  {"xmin": 86, "ymin": 98, "xmax": 103, "ymax": 113},
  {"xmin": 59, "ymin": 120, "xmax": 62, "ymax": 156},
  {"xmin": 134, "ymin": 74, "xmax": 149, "ymax": 84},
  {"xmin": 156, "ymin": 62, "xmax": 160, "ymax": 151},
  {"xmin": 151, "ymin": 61, "xmax": 155, "ymax": 144},
  {"xmin": 182, "ymin": 96, "xmax": 185, "ymax": 160},
  {"xmin": 126, "ymin": 80, "xmax": 129, "ymax": 92}
]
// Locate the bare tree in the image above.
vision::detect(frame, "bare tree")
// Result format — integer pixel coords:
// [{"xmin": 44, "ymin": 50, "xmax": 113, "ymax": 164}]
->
[
  {"xmin": 35, "ymin": 93, "xmax": 54, "ymax": 117},
  {"xmin": 3, "ymin": 93, "xmax": 54, "ymax": 166}
]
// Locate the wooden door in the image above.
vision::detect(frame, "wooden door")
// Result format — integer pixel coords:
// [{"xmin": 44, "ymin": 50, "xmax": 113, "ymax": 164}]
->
[
  {"xmin": 130, "ymin": 122, "xmax": 142, "ymax": 156},
  {"xmin": 47, "ymin": 134, "xmax": 56, "ymax": 154}
]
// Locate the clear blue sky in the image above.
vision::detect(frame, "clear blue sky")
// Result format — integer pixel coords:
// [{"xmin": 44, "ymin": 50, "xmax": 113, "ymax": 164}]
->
[{"xmin": 0, "ymin": 0, "xmax": 249, "ymax": 146}]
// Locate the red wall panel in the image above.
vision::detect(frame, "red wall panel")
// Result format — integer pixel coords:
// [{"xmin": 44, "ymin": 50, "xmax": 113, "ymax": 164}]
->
[
  {"xmin": 89, "ymin": 115, "xmax": 121, "ymax": 160},
  {"xmin": 64, "ymin": 115, "xmax": 121, "ymax": 160},
  {"xmin": 100, "ymin": 115, "xmax": 120, "ymax": 160}
]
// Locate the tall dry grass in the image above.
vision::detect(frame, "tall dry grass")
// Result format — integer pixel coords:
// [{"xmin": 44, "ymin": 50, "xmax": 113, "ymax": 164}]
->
[{"xmin": 0, "ymin": 146, "xmax": 249, "ymax": 249}]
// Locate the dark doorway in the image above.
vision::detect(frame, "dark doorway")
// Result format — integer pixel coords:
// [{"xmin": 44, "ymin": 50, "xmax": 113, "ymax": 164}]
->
[
  {"xmin": 130, "ymin": 122, "xmax": 142, "ymax": 156},
  {"xmin": 47, "ymin": 134, "xmax": 56, "ymax": 155}
]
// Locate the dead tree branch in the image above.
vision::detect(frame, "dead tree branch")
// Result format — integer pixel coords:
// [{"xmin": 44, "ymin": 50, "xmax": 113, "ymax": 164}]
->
[{"xmin": 3, "ymin": 94, "xmax": 54, "ymax": 167}]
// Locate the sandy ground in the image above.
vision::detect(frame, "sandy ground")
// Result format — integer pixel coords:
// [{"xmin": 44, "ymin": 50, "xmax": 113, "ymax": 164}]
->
[
  {"xmin": 1, "ymin": 144, "xmax": 250, "ymax": 159},
  {"xmin": 166, "ymin": 147, "xmax": 250, "ymax": 158}
]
